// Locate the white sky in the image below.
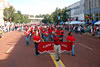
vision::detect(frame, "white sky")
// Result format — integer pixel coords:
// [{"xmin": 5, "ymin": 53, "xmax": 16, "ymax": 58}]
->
[{"xmin": 8, "ymin": 0, "xmax": 80, "ymax": 15}]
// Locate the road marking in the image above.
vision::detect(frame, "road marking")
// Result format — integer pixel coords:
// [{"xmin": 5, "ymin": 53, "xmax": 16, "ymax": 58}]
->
[
  {"xmin": 50, "ymin": 53, "xmax": 65, "ymax": 67},
  {"xmin": 59, "ymin": 60, "xmax": 65, "ymax": 67},
  {"xmin": 50, "ymin": 53, "xmax": 59, "ymax": 67},
  {"xmin": 78, "ymin": 43, "xmax": 93, "ymax": 51},
  {"xmin": 41, "ymin": 36, "xmax": 65, "ymax": 67},
  {"xmin": 6, "ymin": 45, "xmax": 15, "ymax": 54}
]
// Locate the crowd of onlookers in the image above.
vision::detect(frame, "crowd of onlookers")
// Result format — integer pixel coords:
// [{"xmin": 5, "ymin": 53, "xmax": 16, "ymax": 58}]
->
[
  {"xmin": 0, "ymin": 22, "xmax": 24, "ymax": 38},
  {"xmin": 65, "ymin": 24, "xmax": 100, "ymax": 37},
  {"xmin": 0, "ymin": 22, "xmax": 100, "ymax": 38}
]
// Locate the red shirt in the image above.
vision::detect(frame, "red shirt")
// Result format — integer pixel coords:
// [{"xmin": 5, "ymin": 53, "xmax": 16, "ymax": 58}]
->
[
  {"xmin": 25, "ymin": 27, "xmax": 28, "ymax": 30},
  {"xmin": 44, "ymin": 31, "xmax": 49, "ymax": 37},
  {"xmin": 60, "ymin": 30, "xmax": 64, "ymax": 36},
  {"xmin": 30, "ymin": 27, "xmax": 33, "ymax": 32},
  {"xmin": 48, "ymin": 28, "xmax": 52, "ymax": 34},
  {"xmin": 24, "ymin": 31, "xmax": 30, "ymax": 37},
  {"xmin": 66, "ymin": 35, "xmax": 75, "ymax": 44},
  {"xmin": 32, "ymin": 31, "xmax": 35, "ymax": 35},
  {"xmin": 33, "ymin": 35, "xmax": 41, "ymax": 41},
  {"xmin": 39, "ymin": 27, "xmax": 42, "ymax": 32},
  {"xmin": 32, "ymin": 31, "xmax": 40, "ymax": 35},
  {"xmin": 55, "ymin": 30, "xmax": 61, "ymax": 35},
  {"xmin": 53, "ymin": 36, "xmax": 61, "ymax": 45}
]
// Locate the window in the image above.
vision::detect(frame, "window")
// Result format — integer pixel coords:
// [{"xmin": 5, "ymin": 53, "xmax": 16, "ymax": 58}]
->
[
  {"xmin": 99, "ymin": 13, "xmax": 100, "ymax": 16},
  {"xmin": 96, "ymin": 17, "xmax": 98, "ymax": 21},
  {"xmin": 96, "ymin": 13, "xmax": 98, "ymax": 16},
  {"xmin": 98, "ymin": 17, "xmax": 100, "ymax": 21}
]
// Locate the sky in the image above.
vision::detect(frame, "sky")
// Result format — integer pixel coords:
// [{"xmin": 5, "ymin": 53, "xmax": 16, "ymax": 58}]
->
[{"xmin": 8, "ymin": 0, "xmax": 80, "ymax": 15}]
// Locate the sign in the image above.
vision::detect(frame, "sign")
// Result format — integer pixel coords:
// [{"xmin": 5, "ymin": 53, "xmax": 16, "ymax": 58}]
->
[{"xmin": 38, "ymin": 42, "xmax": 72, "ymax": 53}]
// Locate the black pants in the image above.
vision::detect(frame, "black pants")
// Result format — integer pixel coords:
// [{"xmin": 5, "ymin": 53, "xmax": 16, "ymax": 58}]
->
[{"xmin": 34, "ymin": 42, "xmax": 40, "ymax": 55}]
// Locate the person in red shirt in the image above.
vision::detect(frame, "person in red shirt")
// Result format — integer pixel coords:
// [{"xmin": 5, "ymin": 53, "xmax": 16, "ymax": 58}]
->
[
  {"xmin": 24, "ymin": 28, "xmax": 31, "ymax": 46},
  {"xmin": 33, "ymin": 30, "xmax": 41, "ymax": 56},
  {"xmin": 48, "ymin": 27, "xmax": 54, "ymax": 41},
  {"xmin": 53, "ymin": 32, "xmax": 62, "ymax": 61},
  {"xmin": 66, "ymin": 32, "xmax": 75, "ymax": 56},
  {"xmin": 44, "ymin": 29, "xmax": 49, "ymax": 42},
  {"xmin": 59, "ymin": 28, "xmax": 64, "ymax": 42},
  {"xmin": 55, "ymin": 28, "xmax": 61, "ymax": 36}
]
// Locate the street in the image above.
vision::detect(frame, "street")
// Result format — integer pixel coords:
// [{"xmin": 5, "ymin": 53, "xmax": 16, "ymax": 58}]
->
[{"xmin": 0, "ymin": 30, "xmax": 100, "ymax": 67}]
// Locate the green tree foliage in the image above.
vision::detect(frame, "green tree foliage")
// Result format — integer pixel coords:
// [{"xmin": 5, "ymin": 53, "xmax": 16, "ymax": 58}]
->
[
  {"xmin": 3, "ymin": 6, "xmax": 15, "ymax": 21},
  {"xmin": 4, "ymin": 6, "xmax": 30, "ymax": 23},
  {"xmin": 42, "ymin": 7, "xmax": 69, "ymax": 24},
  {"xmin": 35, "ymin": 14, "xmax": 44, "ymax": 18}
]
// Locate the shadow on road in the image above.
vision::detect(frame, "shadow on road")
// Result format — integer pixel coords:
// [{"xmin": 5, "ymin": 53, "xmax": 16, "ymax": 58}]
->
[{"xmin": 0, "ymin": 33, "xmax": 55, "ymax": 67}]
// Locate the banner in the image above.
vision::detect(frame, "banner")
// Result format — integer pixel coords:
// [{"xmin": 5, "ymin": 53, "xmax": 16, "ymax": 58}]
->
[{"xmin": 38, "ymin": 42, "xmax": 72, "ymax": 53}]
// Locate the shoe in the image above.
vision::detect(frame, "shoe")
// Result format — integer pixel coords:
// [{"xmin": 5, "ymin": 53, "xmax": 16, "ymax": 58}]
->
[
  {"xmin": 72, "ymin": 54, "xmax": 75, "ymax": 56},
  {"xmin": 36, "ymin": 54, "xmax": 40, "ymax": 56},
  {"xmin": 56, "ymin": 59, "xmax": 59, "ymax": 62}
]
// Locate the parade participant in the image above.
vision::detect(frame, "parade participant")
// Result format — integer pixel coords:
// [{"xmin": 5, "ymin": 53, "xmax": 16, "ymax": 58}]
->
[
  {"xmin": 41, "ymin": 27, "xmax": 45, "ymax": 40},
  {"xmin": 44, "ymin": 28, "xmax": 49, "ymax": 42},
  {"xmin": 30, "ymin": 26, "xmax": 34, "ymax": 37},
  {"xmin": 48, "ymin": 26, "xmax": 53, "ymax": 42},
  {"xmin": 24, "ymin": 28, "xmax": 30, "ymax": 46},
  {"xmin": 55, "ymin": 28, "xmax": 61, "ymax": 36},
  {"xmin": 53, "ymin": 32, "xmax": 61, "ymax": 61},
  {"xmin": 33, "ymin": 30, "xmax": 41, "ymax": 56},
  {"xmin": 66, "ymin": 32, "xmax": 75, "ymax": 56},
  {"xmin": 59, "ymin": 28, "xmax": 64, "ymax": 42}
]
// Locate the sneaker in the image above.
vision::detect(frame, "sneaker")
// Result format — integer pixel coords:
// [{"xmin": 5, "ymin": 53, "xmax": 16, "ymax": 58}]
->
[
  {"xmin": 56, "ymin": 59, "xmax": 59, "ymax": 62},
  {"xmin": 72, "ymin": 54, "xmax": 75, "ymax": 56}
]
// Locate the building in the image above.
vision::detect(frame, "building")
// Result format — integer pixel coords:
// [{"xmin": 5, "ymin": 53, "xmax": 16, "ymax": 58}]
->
[
  {"xmin": 84, "ymin": 0, "xmax": 100, "ymax": 21},
  {"xmin": 24, "ymin": 14, "xmax": 44, "ymax": 24},
  {"xmin": 0, "ymin": 0, "xmax": 10, "ymax": 26},
  {"xmin": 67, "ymin": 1, "xmax": 85, "ymax": 21}
]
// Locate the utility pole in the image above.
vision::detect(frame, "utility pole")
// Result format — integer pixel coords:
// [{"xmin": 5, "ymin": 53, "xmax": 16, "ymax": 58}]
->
[{"xmin": 89, "ymin": 0, "xmax": 91, "ymax": 21}]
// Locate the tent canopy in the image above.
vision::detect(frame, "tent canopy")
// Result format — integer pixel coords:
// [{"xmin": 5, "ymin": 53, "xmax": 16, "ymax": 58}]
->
[
  {"xmin": 65, "ymin": 21, "xmax": 70, "ymax": 24},
  {"xmin": 60, "ymin": 21, "xmax": 64, "ymax": 24},
  {"xmin": 95, "ymin": 21, "xmax": 100, "ymax": 25},
  {"xmin": 69, "ymin": 21, "xmax": 85, "ymax": 24}
]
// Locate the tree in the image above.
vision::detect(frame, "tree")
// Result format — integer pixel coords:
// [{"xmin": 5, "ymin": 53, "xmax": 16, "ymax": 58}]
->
[
  {"xmin": 42, "ymin": 7, "xmax": 70, "ymax": 24},
  {"xmin": 4, "ymin": 6, "xmax": 30, "ymax": 23},
  {"xmin": 4, "ymin": 6, "xmax": 15, "ymax": 22}
]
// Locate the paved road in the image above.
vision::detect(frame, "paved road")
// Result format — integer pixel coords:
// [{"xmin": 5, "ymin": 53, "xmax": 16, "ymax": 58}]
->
[
  {"xmin": 0, "ymin": 31, "xmax": 100, "ymax": 67},
  {"xmin": 62, "ymin": 30, "xmax": 100, "ymax": 67},
  {"xmin": 0, "ymin": 31, "xmax": 55, "ymax": 67}
]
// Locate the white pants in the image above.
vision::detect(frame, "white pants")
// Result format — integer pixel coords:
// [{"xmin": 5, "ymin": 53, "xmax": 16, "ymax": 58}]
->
[{"xmin": 54, "ymin": 45, "xmax": 61, "ymax": 59}]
